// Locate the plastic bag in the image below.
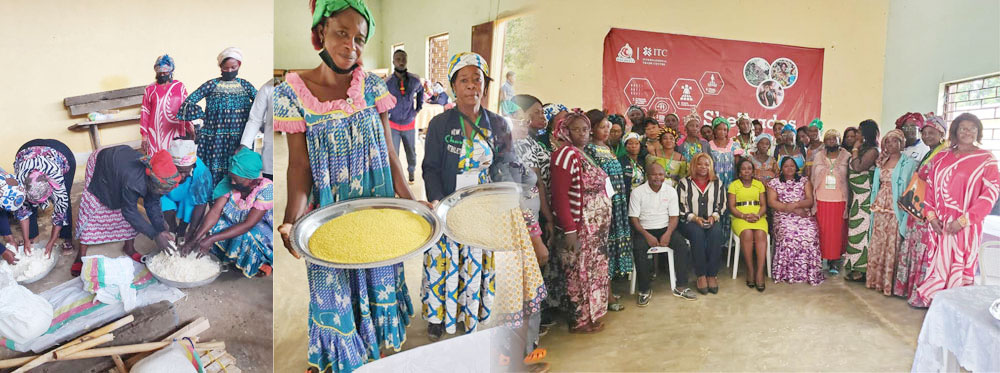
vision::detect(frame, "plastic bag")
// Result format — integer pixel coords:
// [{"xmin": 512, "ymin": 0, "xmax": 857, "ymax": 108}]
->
[
  {"xmin": 80, "ymin": 255, "xmax": 137, "ymax": 311},
  {"xmin": 0, "ymin": 266, "xmax": 54, "ymax": 344},
  {"xmin": 131, "ymin": 338, "xmax": 203, "ymax": 373}
]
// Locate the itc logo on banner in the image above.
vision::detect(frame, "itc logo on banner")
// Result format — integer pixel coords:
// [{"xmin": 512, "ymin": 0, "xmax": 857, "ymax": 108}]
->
[{"xmin": 616, "ymin": 43, "xmax": 636, "ymax": 64}]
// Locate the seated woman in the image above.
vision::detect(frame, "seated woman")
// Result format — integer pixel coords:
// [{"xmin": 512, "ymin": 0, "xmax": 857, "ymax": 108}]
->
[
  {"xmin": 676, "ymin": 153, "xmax": 727, "ymax": 295},
  {"xmin": 161, "ymin": 139, "xmax": 214, "ymax": 246},
  {"xmin": 728, "ymin": 158, "xmax": 769, "ymax": 291},
  {"xmin": 648, "ymin": 127, "xmax": 687, "ymax": 187},
  {"xmin": 9, "ymin": 139, "xmax": 76, "ymax": 256},
  {"xmin": 767, "ymin": 157, "xmax": 824, "ymax": 285},
  {"xmin": 183, "ymin": 148, "xmax": 272, "ymax": 277}
]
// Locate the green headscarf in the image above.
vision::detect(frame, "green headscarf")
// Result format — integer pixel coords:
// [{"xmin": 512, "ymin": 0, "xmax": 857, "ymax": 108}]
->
[
  {"xmin": 212, "ymin": 148, "xmax": 263, "ymax": 199},
  {"xmin": 312, "ymin": 0, "xmax": 375, "ymax": 41},
  {"xmin": 711, "ymin": 117, "xmax": 730, "ymax": 129},
  {"xmin": 809, "ymin": 118, "xmax": 824, "ymax": 131}
]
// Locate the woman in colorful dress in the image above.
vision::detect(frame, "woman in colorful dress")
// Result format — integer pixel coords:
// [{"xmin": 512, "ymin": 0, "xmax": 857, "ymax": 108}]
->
[
  {"xmin": 274, "ymin": 3, "xmax": 420, "ymax": 371},
  {"xmin": 618, "ymin": 133, "xmax": 645, "ymax": 192},
  {"xmin": 749, "ymin": 134, "xmax": 777, "ymax": 183},
  {"xmin": 804, "ymin": 119, "xmax": 825, "ymax": 172},
  {"xmin": 550, "ymin": 112, "xmax": 612, "ymax": 333},
  {"xmin": 841, "ymin": 126, "xmax": 859, "ymax": 152},
  {"xmin": 177, "ymin": 47, "xmax": 257, "ymax": 185},
  {"xmin": 421, "ymin": 52, "xmax": 514, "ymax": 339},
  {"xmin": 141, "ymin": 54, "xmax": 192, "ymax": 155},
  {"xmin": 708, "ymin": 117, "xmax": 744, "ymax": 187},
  {"xmin": 648, "ymin": 127, "xmax": 688, "ymax": 187},
  {"xmin": 584, "ymin": 110, "xmax": 630, "ymax": 311},
  {"xmin": 896, "ymin": 113, "xmax": 948, "ymax": 300},
  {"xmin": 160, "ymin": 140, "xmax": 214, "ymax": 245},
  {"xmin": 642, "ymin": 118, "xmax": 664, "ymax": 160},
  {"xmin": 9, "ymin": 139, "xmax": 76, "ymax": 255},
  {"xmin": 728, "ymin": 158, "xmax": 769, "ymax": 291},
  {"xmin": 513, "ymin": 94, "xmax": 556, "ymax": 240},
  {"xmin": 867, "ymin": 129, "xmax": 916, "ymax": 294},
  {"xmin": 774, "ymin": 124, "xmax": 805, "ymax": 168},
  {"xmin": 844, "ymin": 120, "xmax": 880, "ymax": 281},
  {"xmin": 607, "ymin": 114, "xmax": 626, "ymax": 158},
  {"xmin": 183, "ymin": 148, "xmax": 272, "ymax": 277},
  {"xmin": 733, "ymin": 115, "xmax": 755, "ymax": 155},
  {"xmin": 0, "ymin": 169, "xmax": 27, "ymax": 250},
  {"xmin": 767, "ymin": 157, "xmax": 824, "ymax": 285},
  {"xmin": 678, "ymin": 113, "xmax": 710, "ymax": 162},
  {"xmin": 911, "ymin": 113, "xmax": 1000, "ymax": 307}
]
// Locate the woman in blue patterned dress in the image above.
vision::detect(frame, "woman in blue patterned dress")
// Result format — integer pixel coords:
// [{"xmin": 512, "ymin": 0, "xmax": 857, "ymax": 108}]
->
[
  {"xmin": 583, "ymin": 109, "xmax": 631, "ymax": 311},
  {"xmin": 184, "ymin": 148, "xmax": 272, "ymax": 278},
  {"xmin": 274, "ymin": 2, "xmax": 423, "ymax": 372},
  {"xmin": 421, "ymin": 52, "xmax": 513, "ymax": 340},
  {"xmin": 177, "ymin": 47, "xmax": 257, "ymax": 185}
]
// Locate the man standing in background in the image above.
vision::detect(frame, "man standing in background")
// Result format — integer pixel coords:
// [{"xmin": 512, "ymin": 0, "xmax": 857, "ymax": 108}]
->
[
  {"xmin": 386, "ymin": 49, "xmax": 423, "ymax": 183},
  {"xmin": 242, "ymin": 78, "xmax": 273, "ymax": 179},
  {"xmin": 500, "ymin": 70, "xmax": 518, "ymax": 116}
]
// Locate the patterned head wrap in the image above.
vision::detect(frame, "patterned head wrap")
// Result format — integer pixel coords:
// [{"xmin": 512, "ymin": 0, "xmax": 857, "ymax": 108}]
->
[
  {"xmin": 25, "ymin": 171, "xmax": 57, "ymax": 205},
  {"xmin": 823, "ymin": 129, "xmax": 840, "ymax": 140},
  {"xmin": 711, "ymin": 117, "xmax": 729, "ymax": 129},
  {"xmin": 627, "ymin": 105, "xmax": 644, "ymax": 116},
  {"xmin": 660, "ymin": 126, "xmax": 679, "ymax": 139},
  {"xmin": 809, "ymin": 118, "xmax": 823, "ymax": 131},
  {"xmin": 895, "ymin": 112, "xmax": 924, "ymax": 129},
  {"xmin": 607, "ymin": 114, "xmax": 626, "ymax": 126},
  {"xmin": 144, "ymin": 150, "xmax": 183, "ymax": 191},
  {"xmin": 876, "ymin": 129, "xmax": 906, "ymax": 167},
  {"xmin": 154, "ymin": 54, "xmax": 174, "ymax": 73},
  {"xmin": 168, "ymin": 140, "xmax": 198, "ymax": 167},
  {"xmin": 623, "ymin": 132, "xmax": 642, "ymax": 145},
  {"xmin": 754, "ymin": 133, "xmax": 775, "ymax": 148},
  {"xmin": 782, "ymin": 123, "xmax": 796, "ymax": 134},
  {"xmin": 311, "ymin": 0, "xmax": 375, "ymax": 41},
  {"xmin": 543, "ymin": 103, "xmax": 568, "ymax": 123},
  {"xmin": 0, "ymin": 175, "xmax": 26, "ymax": 212},
  {"xmin": 217, "ymin": 47, "xmax": 243, "ymax": 66},
  {"xmin": 448, "ymin": 52, "xmax": 490, "ymax": 83},
  {"xmin": 922, "ymin": 112, "xmax": 946, "ymax": 134},
  {"xmin": 664, "ymin": 113, "xmax": 680, "ymax": 123},
  {"xmin": 555, "ymin": 112, "xmax": 591, "ymax": 145},
  {"xmin": 683, "ymin": 111, "xmax": 701, "ymax": 126}
]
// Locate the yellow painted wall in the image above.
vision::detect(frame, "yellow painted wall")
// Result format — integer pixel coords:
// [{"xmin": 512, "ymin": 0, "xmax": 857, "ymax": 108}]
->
[
  {"xmin": 520, "ymin": 0, "xmax": 890, "ymax": 133},
  {"xmin": 0, "ymin": 0, "xmax": 274, "ymax": 178},
  {"xmin": 275, "ymin": 0, "xmax": 386, "ymax": 70}
]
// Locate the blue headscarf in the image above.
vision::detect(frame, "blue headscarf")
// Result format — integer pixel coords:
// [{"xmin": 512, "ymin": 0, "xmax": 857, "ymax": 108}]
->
[{"xmin": 154, "ymin": 54, "xmax": 174, "ymax": 73}]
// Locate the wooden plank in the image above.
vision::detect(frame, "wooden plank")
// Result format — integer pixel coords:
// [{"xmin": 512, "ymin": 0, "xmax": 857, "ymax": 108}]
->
[
  {"xmin": 64, "ymin": 86, "xmax": 145, "ymax": 107},
  {"xmin": 0, "ymin": 341, "xmax": 225, "ymax": 368},
  {"xmin": 54, "ymin": 334, "xmax": 115, "ymax": 359},
  {"xmin": 67, "ymin": 115, "xmax": 141, "ymax": 131},
  {"xmin": 53, "ymin": 315, "xmax": 133, "ymax": 353},
  {"xmin": 68, "ymin": 95, "xmax": 142, "ymax": 116},
  {"xmin": 111, "ymin": 355, "xmax": 126, "ymax": 373}
]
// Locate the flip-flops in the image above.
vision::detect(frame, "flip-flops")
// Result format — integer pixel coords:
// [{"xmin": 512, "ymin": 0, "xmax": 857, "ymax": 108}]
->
[
  {"xmin": 524, "ymin": 348, "xmax": 547, "ymax": 364},
  {"xmin": 70, "ymin": 261, "xmax": 82, "ymax": 277}
]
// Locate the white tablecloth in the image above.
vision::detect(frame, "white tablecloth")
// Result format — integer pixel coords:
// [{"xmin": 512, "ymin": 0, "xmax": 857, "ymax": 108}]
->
[
  {"xmin": 359, "ymin": 327, "xmax": 509, "ymax": 373},
  {"xmin": 912, "ymin": 285, "xmax": 1000, "ymax": 372}
]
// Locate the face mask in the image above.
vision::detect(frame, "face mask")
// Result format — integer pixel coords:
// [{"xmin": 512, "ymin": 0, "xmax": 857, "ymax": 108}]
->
[
  {"xmin": 221, "ymin": 70, "xmax": 238, "ymax": 81},
  {"xmin": 433, "ymin": 85, "xmax": 445, "ymax": 94},
  {"xmin": 156, "ymin": 74, "xmax": 171, "ymax": 84},
  {"xmin": 826, "ymin": 145, "xmax": 840, "ymax": 153},
  {"xmin": 319, "ymin": 49, "xmax": 358, "ymax": 74},
  {"xmin": 394, "ymin": 67, "xmax": 407, "ymax": 74}
]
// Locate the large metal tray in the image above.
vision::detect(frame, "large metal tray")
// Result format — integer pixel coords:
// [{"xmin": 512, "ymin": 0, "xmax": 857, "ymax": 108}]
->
[
  {"xmin": 290, "ymin": 198, "xmax": 443, "ymax": 269},
  {"xmin": 146, "ymin": 254, "xmax": 223, "ymax": 289},
  {"xmin": 434, "ymin": 182, "xmax": 522, "ymax": 251}
]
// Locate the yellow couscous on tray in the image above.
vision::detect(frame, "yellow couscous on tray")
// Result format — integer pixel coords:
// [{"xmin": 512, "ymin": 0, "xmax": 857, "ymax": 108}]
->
[{"xmin": 309, "ymin": 208, "xmax": 431, "ymax": 264}]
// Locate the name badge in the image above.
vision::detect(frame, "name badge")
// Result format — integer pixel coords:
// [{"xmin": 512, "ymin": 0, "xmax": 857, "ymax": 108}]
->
[
  {"xmin": 825, "ymin": 174, "xmax": 837, "ymax": 189},
  {"xmin": 604, "ymin": 177, "xmax": 615, "ymax": 198},
  {"xmin": 457, "ymin": 171, "xmax": 480, "ymax": 190}
]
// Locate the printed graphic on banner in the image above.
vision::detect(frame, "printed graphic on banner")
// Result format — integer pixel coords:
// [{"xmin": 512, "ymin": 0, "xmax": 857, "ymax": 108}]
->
[{"xmin": 603, "ymin": 28, "xmax": 824, "ymax": 130}]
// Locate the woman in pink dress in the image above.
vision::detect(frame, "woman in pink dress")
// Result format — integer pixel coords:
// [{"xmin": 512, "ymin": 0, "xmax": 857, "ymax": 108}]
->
[
  {"xmin": 140, "ymin": 54, "xmax": 193, "ymax": 155},
  {"xmin": 911, "ymin": 113, "xmax": 1000, "ymax": 307}
]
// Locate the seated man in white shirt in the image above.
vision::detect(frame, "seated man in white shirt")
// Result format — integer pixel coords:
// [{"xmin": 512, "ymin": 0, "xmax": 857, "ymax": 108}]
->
[{"xmin": 629, "ymin": 162, "xmax": 696, "ymax": 306}]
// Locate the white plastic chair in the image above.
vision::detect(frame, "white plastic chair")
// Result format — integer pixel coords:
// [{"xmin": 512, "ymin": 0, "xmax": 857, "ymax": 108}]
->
[
  {"xmin": 729, "ymin": 230, "xmax": 772, "ymax": 280},
  {"xmin": 629, "ymin": 246, "xmax": 677, "ymax": 295},
  {"xmin": 975, "ymin": 240, "xmax": 1000, "ymax": 285}
]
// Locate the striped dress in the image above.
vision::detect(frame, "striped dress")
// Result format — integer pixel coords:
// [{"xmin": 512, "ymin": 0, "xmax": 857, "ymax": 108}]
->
[
  {"xmin": 140, "ymin": 80, "xmax": 190, "ymax": 154},
  {"xmin": 178, "ymin": 78, "xmax": 256, "ymax": 185},
  {"xmin": 274, "ymin": 68, "xmax": 409, "ymax": 373},
  {"xmin": 13, "ymin": 142, "xmax": 74, "ymax": 235}
]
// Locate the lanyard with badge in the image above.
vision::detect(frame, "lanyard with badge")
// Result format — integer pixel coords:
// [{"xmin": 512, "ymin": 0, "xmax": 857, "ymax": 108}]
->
[
  {"xmin": 823, "ymin": 152, "xmax": 838, "ymax": 189},
  {"xmin": 456, "ymin": 114, "xmax": 490, "ymax": 189}
]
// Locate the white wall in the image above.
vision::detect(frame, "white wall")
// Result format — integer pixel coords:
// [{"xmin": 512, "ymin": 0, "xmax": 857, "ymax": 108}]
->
[{"xmin": 880, "ymin": 0, "xmax": 1000, "ymax": 129}]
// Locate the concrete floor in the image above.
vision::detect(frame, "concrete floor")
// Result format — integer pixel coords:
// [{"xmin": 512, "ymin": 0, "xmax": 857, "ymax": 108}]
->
[
  {"xmin": 272, "ymin": 133, "xmax": 929, "ymax": 371},
  {"xmin": 0, "ymin": 174, "xmax": 273, "ymax": 372}
]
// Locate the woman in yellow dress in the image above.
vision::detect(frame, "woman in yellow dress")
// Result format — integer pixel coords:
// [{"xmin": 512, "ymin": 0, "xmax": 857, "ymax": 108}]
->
[{"xmin": 728, "ymin": 158, "xmax": 769, "ymax": 291}]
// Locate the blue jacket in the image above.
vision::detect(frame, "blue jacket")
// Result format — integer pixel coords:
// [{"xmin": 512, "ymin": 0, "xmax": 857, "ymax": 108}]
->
[
  {"xmin": 421, "ymin": 107, "xmax": 513, "ymax": 202},
  {"xmin": 385, "ymin": 72, "xmax": 424, "ymax": 124}
]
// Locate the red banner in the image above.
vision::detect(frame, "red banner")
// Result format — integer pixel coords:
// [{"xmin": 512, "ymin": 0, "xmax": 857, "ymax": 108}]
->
[{"xmin": 603, "ymin": 28, "xmax": 824, "ymax": 131}]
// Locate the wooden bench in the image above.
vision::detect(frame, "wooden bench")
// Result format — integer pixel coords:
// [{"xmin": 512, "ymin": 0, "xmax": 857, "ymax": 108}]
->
[{"xmin": 64, "ymin": 86, "xmax": 145, "ymax": 150}]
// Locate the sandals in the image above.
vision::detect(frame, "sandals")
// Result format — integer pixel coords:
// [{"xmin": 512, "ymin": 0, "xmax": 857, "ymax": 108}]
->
[
  {"xmin": 607, "ymin": 302, "xmax": 625, "ymax": 312},
  {"xmin": 524, "ymin": 348, "xmax": 547, "ymax": 364},
  {"xmin": 257, "ymin": 264, "xmax": 272, "ymax": 277},
  {"xmin": 70, "ymin": 261, "xmax": 83, "ymax": 277}
]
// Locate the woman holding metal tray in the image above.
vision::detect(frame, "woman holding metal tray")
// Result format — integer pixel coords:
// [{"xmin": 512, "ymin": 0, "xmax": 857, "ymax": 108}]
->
[
  {"xmin": 273, "ymin": 1, "xmax": 428, "ymax": 371},
  {"xmin": 420, "ymin": 51, "xmax": 516, "ymax": 341}
]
